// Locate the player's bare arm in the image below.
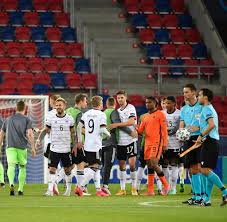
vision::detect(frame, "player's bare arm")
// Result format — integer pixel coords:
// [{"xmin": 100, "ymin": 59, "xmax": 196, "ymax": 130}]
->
[
  {"xmin": 108, "ymin": 116, "xmax": 136, "ymax": 130},
  {"xmin": 77, "ymin": 121, "xmax": 83, "ymax": 149},
  {"xmin": 27, "ymin": 128, "xmax": 36, "ymax": 157}
]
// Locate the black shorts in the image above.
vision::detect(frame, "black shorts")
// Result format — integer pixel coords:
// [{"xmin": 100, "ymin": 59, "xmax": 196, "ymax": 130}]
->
[
  {"xmin": 138, "ymin": 146, "xmax": 146, "ymax": 168},
  {"xmin": 49, "ymin": 151, "xmax": 72, "ymax": 168},
  {"xmin": 44, "ymin": 143, "xmax": 51, "ymax": 158},
  {"xmin": 201, "ymin": 136, "xmax": 219, "ymax": 169},
  {"xmin": 85, "ymin": 150, "xmax": 101, "ymax": 166},
  {"xmin": 117, "ymin": 142, "xmax": 137, "ymax": 161},
  {"xmin": 163, "ymin": 149, "xmax": 181, "ymax": 165},
  {"xmin": 73, "ymin": 148, "xmax": 86, "ymax": 164},
  {"xmin": 182, "ymin": 135, "xmax": 201, "ymax": 168}
]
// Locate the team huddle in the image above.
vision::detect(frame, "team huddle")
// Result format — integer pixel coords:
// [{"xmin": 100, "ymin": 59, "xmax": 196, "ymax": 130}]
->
[{"xmin": 0, "ymin": 84, "xmax": 227, "ymax": 206}]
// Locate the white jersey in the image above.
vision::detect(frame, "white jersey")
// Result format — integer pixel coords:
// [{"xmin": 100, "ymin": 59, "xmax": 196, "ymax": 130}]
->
[
  {"xmin": 163, "ymin": 109, "xmax": 182, "ymax": 150},
  {"xmin": 46, "ymin": 113, "xmax": 74, "ymax": 153},
  {"xmin": 81, "ymin": 109, "xmax": 107, "ymax": 152},
  {"xmin": 46, "ymin": 109, "xmax": 57, "ymax": 143},
  {"xmin": 117, "ymin": 103, "xmax": 137, "ymax": 146}
]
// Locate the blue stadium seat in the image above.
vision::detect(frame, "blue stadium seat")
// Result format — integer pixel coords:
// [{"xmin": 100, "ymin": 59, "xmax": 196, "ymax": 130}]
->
[
  {"xmin": 75, "ymin": 58, "xmax": 91, "ymax": 73},
  {"xmin": 169, "ymin": 59, "xmax": 184, "ymax": 75},
  {"xmin": 155, "ymin": 29, "xmax": 170, "ymax": 43},
  {"xmin": 192, "ymin": 43, "xmax": 208, "ymax": 59},
  {"xmin": 131, "ymin": 14, "xmax": 148, "ymax": 28},
  {"xmin": 18, "ymin": 0, "xmax": 33, "ymax": 11},
  {"xmin": 33, "ymin": 84, "xmax": 49, "ymax": 94},
  {"xmin": 51, "ymin": 72, "xmax": 66, "ymax": 89},
  {"xmin": 178, "ymin": 14, "xmax": 193, "ymax": 29},
  {"xmin": 37, "ymin": 42, "xmax": 52, "ymax": 57},
  {"xmin": 39, "ymin": 12, "xmax": 55, "ymax": 27},
  {"xmin": 61, "ymin": 27, "xmax": 77, "ymax": 42},
  {"xmin": 31, "ymin": 27, "xmax": 45, "ymax": 42},
  {"xmin": 0, "ymin": 27, "xmax": 15, "ymax": 41},
  {"xmin": 146, "ymin": 44, "xmax": 161, "ymax": 59},
  {"xmin": 9, "ymin": 12, "xmax": 24, "ymax": 26},
  {"xmin": 156, "ymin": 0, "xmax": 172, "ymax": 14}
]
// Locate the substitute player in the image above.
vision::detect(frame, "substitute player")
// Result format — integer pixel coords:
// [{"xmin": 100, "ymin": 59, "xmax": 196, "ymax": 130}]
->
[
  {"xmin": 196, "ymin": 88, "xmax": 227, "ymax": 206},
  {"xmin": 137, "ymin": 96, "xmax": 169, "ymax": 195}
]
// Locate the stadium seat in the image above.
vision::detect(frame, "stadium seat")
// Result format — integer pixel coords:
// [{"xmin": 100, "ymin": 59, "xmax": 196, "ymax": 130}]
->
[
  {"xmin": 185, "ymin": 28, "xmax": 201, "ymax": 44},
  {"xmin": 48, "ymin": 0, "xmax": 63, "ymax": 12},
  {"xmin": 37, "ymin": 42, "xmax": 52, "ymax": 57},
  {"xmin": 0, "ymin": 42, "xmax": 5, "ymax": 57},
  {"xmin": 184, "ymin": 59, "xmax": 199, "ymax": 76},
  {"xmin": 33, "ymin": 84, "xmax": 49, "ymax": 94},
  {"xmin": 200, "ymin": 58, "xmax": 215, "ymax": 77},
  {"xmin": 0, "ymin": 57, "xmax": 11, "ymax": 72},
  {"xmin": 178, "ymin": 44, "xmax": 192, "ymax": 59},
  {"xmin": 54, "ymin": 12, "xmax": 70, "ymax": 27},
  {"xmin": 18, "ymin": 72, "xmax": 33, "ymax": 81},
  {"xmin": 131, "ymin": 14, "xmax": 148, "ymax": 28},
  {"xmin": 156, "ymin": 0, "xmax": 172, "ymax": 14},
  {"xmin": 176, "ymin": 95, "xmax": 184, "ymax": 106},
  {"xmin": 162, "ymin": 44, "xmax": 177, "ymax": 59},
  {"xmin": 11, "ymin": 57, "xmax": 27, "ymax": 72},
  {"xmin": 51, "ymin": 72, "xmax": 66, "ymax": 89},
  {"xmin": 46, "ymin": 27, "xmax": 61, "ymax": 42},
  {"xmin": 66, "ymin": 73, "xmax": 81, "ymax": 89},
  {"xmin": 219, "ymin": 127, "xmax": 227, "ymax": 135},
  {"xmin": 6, "ymin": 42, "xmax": 21, "ymax": 57},
  {"xmin": 124, "ymin": 0, "xmax": 140, "ymax": 14},
  {"xmin": 179, "ymin": 14, "xmax": 193, "ymax": 29},
  {"xmin": 40, "ymin": 12, "xmax": 55, "ymax": 27},
  {"xmin": 34, "ymin": 73, "xmax": 51, "ymax": 85},
  {"xmin": 152, "ymin": 59, "xmax": 169, "ymax": 75},
  {"xmin": 15, "ymin": 27, "xmax": 31, "ymax": 41},
  {"xmin": 22, "ymin": 42, "xmax": 37, "ymax": 57},
  {"xmin": 163, "ymin": 14, "xmax": 178, "ymax": 29},
  {"xmin": 0, "ymin": 81, "xmax": 17, "ymax": 95},
  {"xmin": 169, "ymin": 59, "xmax": 184, "ymax": 75},
  {"xmin": 155, "ymin": 29, "xmax": 170, "ymax": 44},
  {"xmin": 3, "ymin": 72, "xmax": 18, "ymax": 81},
  {"xmin": 52, "ymin": 43, "xmax": 67, "ymax": 58},
  {"xmin": 66, "ymin": 43, "xmax": 83, "ymax": 58},
  {"xmin": 31, "ymin": 27, "xmax": 45, "ymax": 42},
  {"xmin": 2, "ymin": 0, "xmax": 18, "ymax": 12},
  {"xmin": 24, "ymin": 12, "xmax": 40, "ymax": 27},
  {"xmin": 75, "ymin": 58, "xmax": 91, "ymax": 74},
  {"xmin": 18, "ymin": 0, "xmax": 33, "ymax": 11},
  {"xmin": 192, "ymin": 43, "xmax": 208, "ymax": 59},
  {"xmin": 170, "ymin": 29, "xmax": 185, "ymax": 44},
  {"xmin": 140, "ymin": 0, "xmax": 156, "ymax": 14},
  {"xmin": 59, "ymin": 58, "xmax": 74, "ymax": 73},
  {"xmin": 0, "ymin": 27, "xmax": 15, "ymax": 41},
  {"xmin": 223, "ymin": 96, "xmax": 227, "ymax": 106},
  {"xmin": 0, "ymin": 13, "xmax": 9, "ymax": 26},
  {"xmin": 44, "ymin": 58, "xmax": 59, "ymax": 73},
  {"xmin": 61, "ymin": 27, "xmax": 77, "ymax": 42},
  {"xmin": 17, "ymin": 74, "xmax": 34, "ymax": 94},
  {"xmin": 33, "ymin": 0, "xmax": 48, "ymax": 12},
  {"xmin": 128, "ymin": 95, "xmax": 144, "ymax": 106},
  {"xmin": 146, "ymin": 44, "xmax": 161, "ymax": 59},
  {"xmin": 139, "ymin": 29, "xmax": 155, "ymax": 44},
  {"xmin": 28, "ymin": 57, "xmax": 44, "ymax": 73},
  {"xmin": 147, "ymin": 14, "xmax": 162, "ymax": 29},
  {"xmin": 9, "ymin": 11, "xmax": 23, "ymax": 26},
  {"xmin": 81, "ymin": 74, "xmax": 97, "ymax": 89},
  {"xmin": 170, "ymin": 0, "xmax": 185, "ymax": 14}
]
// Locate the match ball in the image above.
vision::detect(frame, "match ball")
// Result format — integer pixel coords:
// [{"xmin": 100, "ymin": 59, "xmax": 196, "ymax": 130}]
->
[{"xmin": 176, "ymin": 128, "xmax": 191, "ymax": 142}]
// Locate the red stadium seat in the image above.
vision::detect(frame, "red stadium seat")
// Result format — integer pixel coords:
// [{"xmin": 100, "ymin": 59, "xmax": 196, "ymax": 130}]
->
[
  {"xmin": 212, "ymin": 96, "xmax": 222, "ymax": 103},
  {"xmin": 66, "ymin": 73, "xmax": 81, "ymax": 89},
  {"xmin": 17, "ymin": 80, "xmax": 33, "ymax": 95},
  {"xmin": 44, "ymin": 58, "xmax": 59, "ymax": 73},
  {"xmin": 0, "ymin": 42, "xmax": 5, "ymax": 57},
  {"xmin": 185, "ymin": 29, "xmax": 201, "ymax": 44},
  {"xmin": 170, "ymin": 0, "xmax": 186, "ymax": 14},
  {"xmin": 200, "ymin": 58, "xmax": 215, "ymax": 77},
  {"xmin": 178, "ymin": 44, "xmax": 192, "ymax": 59},
  {"xmin": 6, "ymin": 42, "xmax": 21, "ymax": 57},
  {"xmin": 219, "ymin": 127, "xmax": 227, "ymax": 135},
  {"xmin": 11, "ymin": 58, "xmax": 27, "ymax": 72},
  {"xmin": 170, "ymin": 29, "xmax": 185, "ymax": 44},
  {"xmin": 3, "ymin": 72, "xmax": 18, "ymax": 81},
  {"xmin": 0, "ymin": 12, "xmax": 9, "ymax": 26},
  {"xmin": 81, "ymin": 74, "xmax": 97, "ymax": 89},
  {"xmin": 66, "ymin": 43, "xmax": 83, "ymax": 58},
  {"xmin": 124, "ymin": 0, "xmax": 140, "ymax": 14},
  {"xmin": 24, "ymin": 12, "xmax": 40, "ymax": 27},
  {"xmin": 140, "ymin": 0, "xmax": 156, "ymax": 14},
  {"xmin": 48, "ymin": 0, "xmax": 63, "ymax": 12},
  {"xmin": 2, "ymin": 0, "xmax": 18, "ymax": 12},
  {"xmin": 46, "ymin": 27, "xmax": 62, "ymax": 42},
  {"xmin": 54, "ymin": 13, "xmax": 70, "ymax": 27},
  {"xmin": 59, "ymin": 58, "xmax": 75, "ymax": 73},
  {"xmin": 0, "ymin": 57, "xmax": 11, "ymax": 72},
  {"xmin": 18, "ymin": 72, "xmax": 33, "ymax": 81},
  {"xmin": 34, "ymin": 73, "xmax": 51, "ymax": 86},
  {"xmin": 147, "ymin": 14, "xmax": 162, "ymax": 29},
  {"xmin": 33, "ymin": 0, "xmax": 48, "ymax": 12},
  {"xmin": 162, "ymin": 44, "xmax": 177, "ymax": 59},
  {"xmin": 22, "ymin": 42, "xmax": 37, "ymax": 57},
  {"xmin": 163, "ymin": 14, "xmax": 178, "ymax": 29},
  {"xmin": 128, "ymin": 95, "xmax": 144, "ymax": 106},
  {"xmin": 15, "ymin": 27, "xmax": 31, "ymax": 42},
  {"xmin": 139, "ymin": 29, "xmax": 155, "ymax": 44},
  {"xmin": 152, "ymin": 59, "xmax": 169, "ymax": 75},
  {"xmin": 52, "ymin": 43, "xmax": 67, "ymax": 58},
  {"xmin": 184, "ymin": 59, "xmax": 199, "ymax": 76},
  {"xmin": 0, "ymin": 81, "xmax": 17, "ymax": 95},
  {"xmin": 28, "ymin": 57, "xmax": 44, "ymax": 73}
]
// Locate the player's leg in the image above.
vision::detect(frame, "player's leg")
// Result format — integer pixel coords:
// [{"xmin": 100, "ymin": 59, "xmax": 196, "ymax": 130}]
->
[
  {"xmin": 0, "ymin": 161, "xmax": 5, "ymax": 187},
  {"xmin": 6, "ymin": 147, "xmax": 18, "ymax": 195},
  {"xmin": 136, "ymin": 146, "xmax": 146, "ymax": 192},
  {"xmin": 162, "ymin": 151, "xmax": 170, "ymax": 184},
  {"xmin": 178, "ymin": 162, "xmax": 185, "ymax": 193},
  {"xmin": 169, "ymin": 155, "xmax": 179, "ymax": 195}
]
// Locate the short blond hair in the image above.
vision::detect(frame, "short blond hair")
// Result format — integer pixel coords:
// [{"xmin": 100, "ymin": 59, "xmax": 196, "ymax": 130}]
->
[
  {"xmin": 91, "ymin": 96, "xmax": 103, "ymax": 108},
  {"xmin": 55, "ymin": 97, "xmax": 67, "ymax": 104}
]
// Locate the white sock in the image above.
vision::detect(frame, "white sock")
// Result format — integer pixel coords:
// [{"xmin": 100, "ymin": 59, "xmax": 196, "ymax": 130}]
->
[
  {"xmin": 162, "ymin": 167, "xmax": 169, "ymax": 183},
  {"xmin": 168, "ymin": 166, "xmax": 172, "ymax": 185},
  {"xmin": 94, "ymin": 169, "xmax": 101, "ymax": 191},
  {"xmin": 136, "ymin": 167, "xmax": 144, "ymax": 190},
  {"xmin": 119, "ymin": 170, "xmax": 126, "ymax": 190},
  {"xmin": 130, "ymin": 170, "xmax": 137, "ymax": 189},
  {"xmin": 178, "ymin": 165, "xmax": 185, "ymax": 184},
  {"xmin": 71, "ymin": 165, "xmax": 77, "ymax": 180},
  {"xmin": 76, "ymin": 170, "xmax": 85, "ymax": 187},
  {"xmin": 65, "ymin": 173, "xmax": 72, "ymax": 191},
  {"xmin": 81, "ymin": 168, "xmax": 95, "ymax": 188},
  {"xmin": 171, "ymin": 166, "xmax": 179, "ymax": 191},
  {"xmin": 47, "ymin": 171, "xmax": 52, "ymax": 191},
  {"xmin": 56, "ymin": 168, "xmax": 65, "ymax": 184},
  {"xmin": 49, "ymin": 173, "xmax": 56, "ymax": 192}
]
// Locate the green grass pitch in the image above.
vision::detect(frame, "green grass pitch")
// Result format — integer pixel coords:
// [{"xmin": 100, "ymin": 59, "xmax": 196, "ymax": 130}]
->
[{"xmin": 0, "ymin": 184, "xmax": 226, "ymax": 222}]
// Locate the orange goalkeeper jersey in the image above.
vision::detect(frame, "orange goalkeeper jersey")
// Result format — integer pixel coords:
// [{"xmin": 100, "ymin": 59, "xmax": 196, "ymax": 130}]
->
[{"xmin": 137, "ymin": 110, "xmax": 168, "ymax": 160}]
